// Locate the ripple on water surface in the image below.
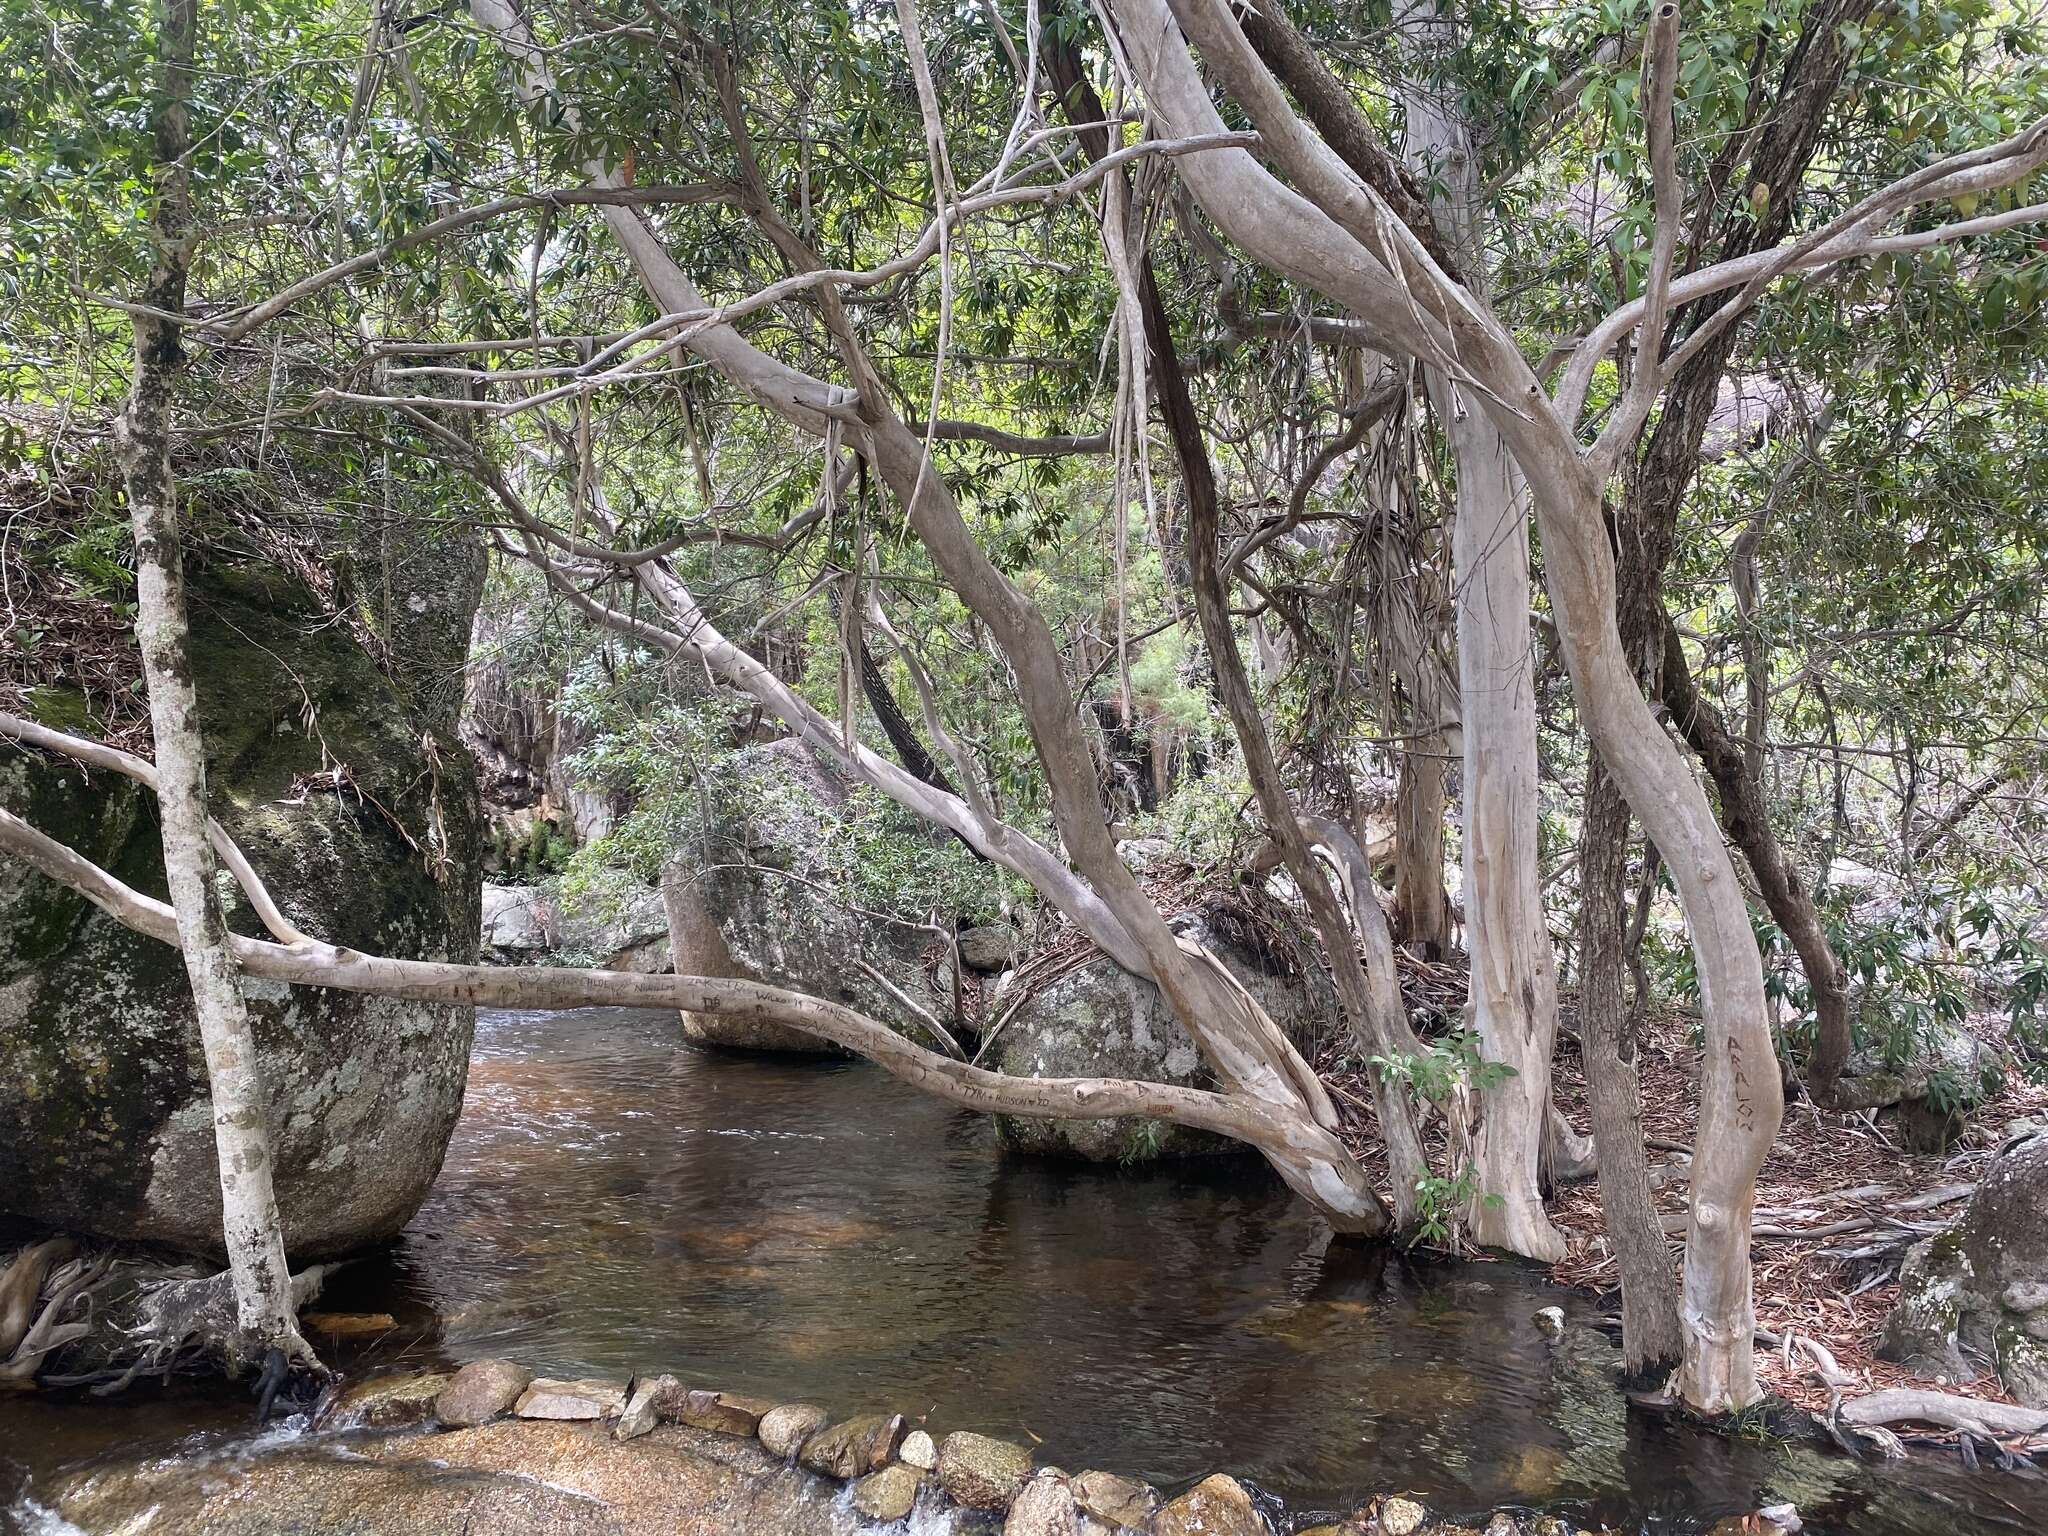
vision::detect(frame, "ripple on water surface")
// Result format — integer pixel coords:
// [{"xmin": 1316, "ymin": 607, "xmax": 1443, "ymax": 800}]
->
[{"xmin": 6, "ymin": 1006, "xmax": 2046, "ymax": 1534}]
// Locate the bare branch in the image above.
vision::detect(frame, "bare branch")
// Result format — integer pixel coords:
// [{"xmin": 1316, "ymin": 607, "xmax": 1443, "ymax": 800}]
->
[
  {"xmin": 1589, "ymin": 0, "xmax": 1681, "ymax": 477},
  {"xmin": 214, "ymin": 186, "xmax": 730, "ymax": 343},
  {"xmin": 1559, "ymin": 120, "xmax": 2048, "ymax": 427}
]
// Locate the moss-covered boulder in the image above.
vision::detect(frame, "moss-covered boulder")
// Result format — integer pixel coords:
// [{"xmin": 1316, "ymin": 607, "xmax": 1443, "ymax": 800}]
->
[
  {"xmin": 658, "ymin": 738, "xmax": 953, "ymax": 1053},
  {"xmin": 992, "ymin": 900, "xmax": 1336, "ymax": 1163},
  {"xmin": 1881, "ymin": 1131, "xmax": 2048, "ymax": 1405},
  {"xmin": 0, "ymin": 552, "xmax": 483, "ymax": 1259}
]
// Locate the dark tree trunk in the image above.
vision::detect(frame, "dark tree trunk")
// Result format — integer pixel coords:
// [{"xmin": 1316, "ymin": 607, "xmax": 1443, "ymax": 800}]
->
[
  {"xmin": 1661, "ymin": 625, "xmax": 1852, "ymax": 1097},
  {"xmin": 1579, "ymin": 763, "xmax": 1684, "ymax": 1377},
  {"xmin": 1611, "ymin": 0, "xmax": 1873, "ymax": 1104}
]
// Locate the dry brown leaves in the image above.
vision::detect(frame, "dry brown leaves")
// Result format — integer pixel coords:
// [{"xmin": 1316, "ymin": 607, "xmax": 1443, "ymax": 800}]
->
[{"xmin": 1543, "ymin": 1011, "xmax": 2045, "ymax": 1414}]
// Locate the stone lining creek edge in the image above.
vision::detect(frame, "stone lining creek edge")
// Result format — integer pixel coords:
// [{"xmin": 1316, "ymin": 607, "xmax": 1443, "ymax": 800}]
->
[{"xmin": 289, "ymin": 1362, "xmax": 1638, "ymax": 1536}]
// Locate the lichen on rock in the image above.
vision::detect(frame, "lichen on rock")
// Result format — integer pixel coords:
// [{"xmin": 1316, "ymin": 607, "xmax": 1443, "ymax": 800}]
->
[
  {"xmin": 0, "ymin": 543, "xmax": 484, "ymax": 1260},
  {"xmin": 1882, "ymin": 1131, "xmax": 2048, "ymax": 1405},
  {"xmin": 658, "ymin": 738, "xmax": 957, "ymax": 1054}
]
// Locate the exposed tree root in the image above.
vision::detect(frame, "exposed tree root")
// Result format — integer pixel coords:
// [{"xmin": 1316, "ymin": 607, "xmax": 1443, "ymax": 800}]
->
[
  {"xmin": 0, "ymin": 1237, "xmax": 77, "ymax": 1358},
  {"xmin": 1, "ymin": 1237, "xmax": 330, "ymax": 1394},
  {"xmin": 1841, "ymin": 1388, "xmax": 2048, "ymax": 1438}
]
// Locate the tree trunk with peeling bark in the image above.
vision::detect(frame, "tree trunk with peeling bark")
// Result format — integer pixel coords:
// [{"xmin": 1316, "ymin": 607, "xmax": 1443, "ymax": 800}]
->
[
  {"xmin": 112, "ymin": 0, "xmax": 313, "ymax": 1375},
  {"xmin": 1392, "ymin": 741, "xmax": 1453, "ymax": 958}
]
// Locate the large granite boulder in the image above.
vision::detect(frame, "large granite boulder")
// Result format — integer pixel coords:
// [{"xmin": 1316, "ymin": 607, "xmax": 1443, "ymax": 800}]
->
[
  {"xmin": 480, "ymin": 880, "xmax": 671, "ymax": 972},
  {"xmin": 659, "ymin": 738, "xmax": 952, "ymax": 1053},
  {"xmin": 992, "ymin": 899, "xmax": 1336, "ymax": 1162},
  {"xmin": 0, "ymin": 551, "xmax": 483, "ymax": 1260},
  {"xmin": 1881, "ymin": 1131, "xmax": 2048, "ymax": 1405}
]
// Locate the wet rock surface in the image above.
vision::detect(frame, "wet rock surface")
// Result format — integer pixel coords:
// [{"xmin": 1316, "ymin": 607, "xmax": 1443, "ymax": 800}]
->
[
  {"xmin": 1149, "ymin": 1473, "xmax": 1266, "ymax": 1536},
  {"xmin": 851, "ymin": 1461, "xmax": 925, "ymax": 1521},
  {"xmin": 796, "ymin": 1410, "xmax": 906, "ymax": 1479},
  {"xmin": 938, "ymin": 1430, "xmax": 1036, "ymax": 1509},
  {"xmin": 1072, "ymin": 1468, "xmax": 1158, "ymax": 1527},
  {"xmin": 40, "ymin": 1420, "xmax": 851, "ymax": 1535},
  {"xmin": 759, "ymin": 1401, "xmax": 831, "ymax": 1459},
  {"xmin": 333, "ymin": 1371, "xmax": 453, "ymax": 1430},
  {"xmin": 434, "ymin": 1358, "xmax": 533, "ymax": 1427},
  {"xmin": 1004, "ymin": 1468, "xmax": 1083, "ymax": 1534}
]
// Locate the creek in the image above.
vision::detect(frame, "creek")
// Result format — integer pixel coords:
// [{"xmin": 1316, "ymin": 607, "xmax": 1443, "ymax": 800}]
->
[{"xmin": 4, "ymin": 1005, "xmax": 2044, "ymax": 1533}]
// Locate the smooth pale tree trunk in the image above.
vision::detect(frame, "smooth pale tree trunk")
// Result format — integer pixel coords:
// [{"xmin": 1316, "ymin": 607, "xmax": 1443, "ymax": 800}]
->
[
  {"xmin": 467, "ymin": 0, "xmax": 1387, "ymax": 1235},
  {"xmin": 1435, "ymin": 408, "xmax": 1567, "ymax": 1260},
  {"xmin": 1043, "ymin": 31, "xmax": 1428, "ymax": 1227},
  {"xmin": 1398, "ymin": 0, "xmax": 1566, "ymax": 1261},
  {"xmin": 113, "ymin": 0, "xmax": 311, "ymax": 1372},
  {"xmin": 1116, "ymin": 0, "xmax": 1780, "ymax": 1408}
]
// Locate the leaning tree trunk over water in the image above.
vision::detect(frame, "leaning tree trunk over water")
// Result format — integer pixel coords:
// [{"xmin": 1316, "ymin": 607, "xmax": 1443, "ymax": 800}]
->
[
  {"xmin": 1397, "ymin": 0, "xmax": 1567, "ymax": 1262},
  {"xmin": 1044, "ymin": 30, "xmax": 1429, "ymax": 1226},
  {"xmin": 0, "ymin": 785, "xmax": 1368, "ymax": 1217},
  {"xmin": 466, "ymin": 0, "xmax": 1386, "ymax": 1234},
  {"xmin": 111, "ymin": 0, "xmax": 312, "ymax": 1375}
]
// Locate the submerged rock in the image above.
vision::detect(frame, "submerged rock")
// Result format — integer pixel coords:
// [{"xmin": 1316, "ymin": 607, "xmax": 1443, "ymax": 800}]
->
[
  {"xmin": 333, "ymin": 1371, "xmax": 454, "ymax": 1430},
  {"xmin": 659, "ymin": 739, "xmax": 952, "ymax": 1053},
  {"xmin": 993, "ymin": 900, "xmax": 1335, "ymax": 1162},
  {"xmin": 1882, "ymin": 1131, "xmax": 2048, "ymax": 1405},
  {"xmin": 0, "ymin": 552, "xmax": 483, "ymax": 1260},
  {"xmin": 435, "ymin": 1358, "xmax": 534, "ymax": 1427},
  {"xmin": 938, "ymin": 1431, "xmax": 1036, "ymax": 1510}
]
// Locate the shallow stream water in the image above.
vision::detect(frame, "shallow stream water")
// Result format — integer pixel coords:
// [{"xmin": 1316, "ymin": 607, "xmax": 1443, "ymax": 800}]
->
[{"xmin": 5, "ymin": 1005, "xmax": 2046, "ymax": 1533}]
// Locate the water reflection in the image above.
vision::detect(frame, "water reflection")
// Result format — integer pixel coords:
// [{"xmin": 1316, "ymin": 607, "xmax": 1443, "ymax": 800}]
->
[{"xmin": 6, "ymin": 1006, "xmax": 2045, "ymax": 1534}]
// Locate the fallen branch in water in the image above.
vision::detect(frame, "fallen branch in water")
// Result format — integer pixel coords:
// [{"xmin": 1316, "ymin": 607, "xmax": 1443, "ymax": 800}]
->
[{"xmin": 0, "ymin": 800, "xmax": 1385, "ymax": 1232}]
